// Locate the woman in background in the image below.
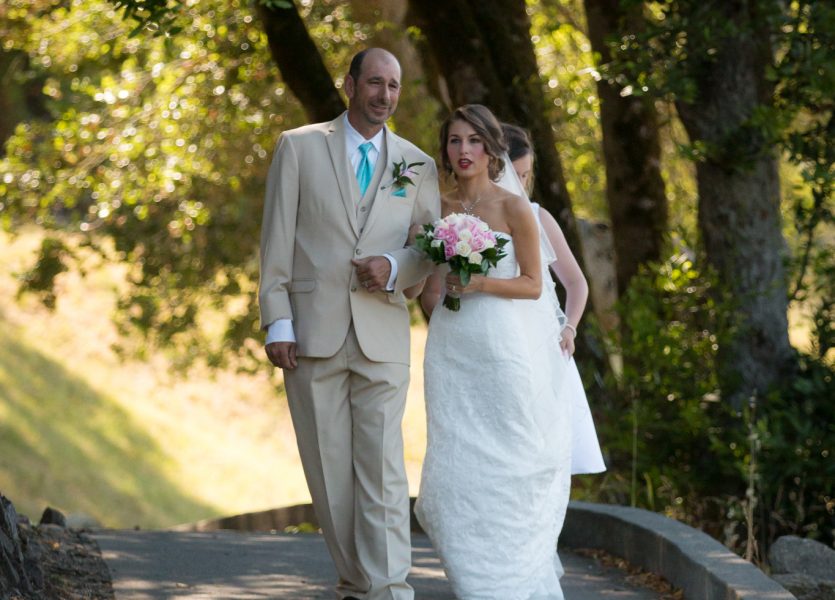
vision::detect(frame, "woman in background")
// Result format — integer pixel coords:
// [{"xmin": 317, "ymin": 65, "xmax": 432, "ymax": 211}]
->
[{"xmin": 501, "ymin": 122, "xmax": 606, "ymax": 476}]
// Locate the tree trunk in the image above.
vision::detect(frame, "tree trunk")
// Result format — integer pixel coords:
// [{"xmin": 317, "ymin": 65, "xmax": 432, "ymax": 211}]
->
[
  {"xmin": 408, "ymin": 1, "xmax": 574, "ymax": 222},
  {"xmin": 256, "ymin": 1, "xmax": 345, "ymax": 123},
  {"xmin": 408, "ymin": 0, "xmax": 610, "ymax": 389},
  {"xmin": 0, "ymin": 49, "xmax": 50, "ymax": 157},
  {"xmin": 675, "ymin": 4, "xmax": 793, "ymax": 403},
  {"xmin": 583, "ymin": 0, "xmax": 668, "ymax": 295}
]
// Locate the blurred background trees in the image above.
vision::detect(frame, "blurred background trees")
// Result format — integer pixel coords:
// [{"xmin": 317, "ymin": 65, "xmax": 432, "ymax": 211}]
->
[{"xmin": 1, "ymin": 0, "xmax": 832, "ymax": 560}]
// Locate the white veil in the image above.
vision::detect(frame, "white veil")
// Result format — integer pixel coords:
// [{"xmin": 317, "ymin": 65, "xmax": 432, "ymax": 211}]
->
[
  {"xmin": 495, "ymin": 152, "xmax": 568, "ymax": 332},
  {"xmin": 495, "ymin": 152, "xmax": 558, "ymax": 266}
]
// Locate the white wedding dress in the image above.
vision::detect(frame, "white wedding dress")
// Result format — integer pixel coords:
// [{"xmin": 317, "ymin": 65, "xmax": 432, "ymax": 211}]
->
[{"xmin": 415, "ymin": 234, "xmax": 573, "ymax": 599}]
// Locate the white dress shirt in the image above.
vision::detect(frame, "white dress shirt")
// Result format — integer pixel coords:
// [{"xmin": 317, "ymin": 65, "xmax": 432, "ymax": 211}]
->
[
  {"xmin": 266, "ymin": 116, "xmax": 399, "ymax": 345},
  {"xmin": 345, "ymin": 117, "xmax": 383, "ymax": 176}
]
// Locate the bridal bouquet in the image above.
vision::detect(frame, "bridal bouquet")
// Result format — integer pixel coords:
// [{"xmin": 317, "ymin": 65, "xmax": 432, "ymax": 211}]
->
[{"xmin": 414, "ymin": 213, "xmax": 509, "ymax": 311}]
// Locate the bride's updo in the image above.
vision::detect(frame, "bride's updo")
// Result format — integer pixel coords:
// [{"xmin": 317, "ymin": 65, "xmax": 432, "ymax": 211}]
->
[{"xmin": 440, "ymin": 104, "xmax": 508, "ymax": 182}]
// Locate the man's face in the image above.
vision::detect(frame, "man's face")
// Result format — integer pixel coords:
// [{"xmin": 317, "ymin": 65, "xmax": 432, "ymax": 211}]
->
[{"xmin": 345, "ymin": 51, "xmax": 401, "ymax": 135}]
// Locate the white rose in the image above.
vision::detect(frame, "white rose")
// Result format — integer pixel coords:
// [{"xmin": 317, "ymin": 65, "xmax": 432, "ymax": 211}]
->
[
  {"xmin": 455, "ymin": 240, "xmax": 472, "ymax": 257},
  {"xmin": 431, "ymin": 239, "xmax": 442, "ymax": 248},
  {"xmin": 478, "ymin": 221, "xmax": 490, "ymax": 232},
  {"xmin": 468, "ymin": 252, "xmax": 483, "ymax": 265},
  {"xmin": 482, "ymin": 238, "xmax": 495, "ymax": 250},
  {"xmin": 459, "ymin": 229, "xmax": 473, "ymax": 242}
]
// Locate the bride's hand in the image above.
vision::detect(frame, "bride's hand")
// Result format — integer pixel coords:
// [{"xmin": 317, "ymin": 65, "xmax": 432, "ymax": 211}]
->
[
  {"xmin": 445, "ymin": 273, "xmax": 484, "ymax": 295},
  {"xmin": 560, "ymin": 327, "xmax": 576, "ymax": 357}
]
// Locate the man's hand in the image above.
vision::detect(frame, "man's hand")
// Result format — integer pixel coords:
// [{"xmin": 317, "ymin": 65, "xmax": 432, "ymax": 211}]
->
[
  {"xmin": 266, "ymin": 341, "xmax": 298, "ymax": 369},
  {"xmin": 352, "ymin": 256, "xmax": 392, "ymax": 293}
]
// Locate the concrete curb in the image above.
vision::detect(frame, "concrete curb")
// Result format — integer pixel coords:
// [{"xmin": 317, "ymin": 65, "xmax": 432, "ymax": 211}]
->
[
  {"xmin": 562, "ymin": 501, "xmax": 795, "ymax": 600},
  {"xmin": 172, "ymin": 500, "xmax": 795, "ymax": 600}
]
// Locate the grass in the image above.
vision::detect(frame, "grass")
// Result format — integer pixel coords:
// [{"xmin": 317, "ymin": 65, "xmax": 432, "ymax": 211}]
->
[{"xmin": 0, "ymin": 229, "xmax": 429, "ymax": 529}]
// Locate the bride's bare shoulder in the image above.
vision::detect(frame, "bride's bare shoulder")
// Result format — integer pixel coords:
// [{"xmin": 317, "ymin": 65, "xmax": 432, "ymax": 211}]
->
[{"xmin": 494, "ymin": 187, "xmax": 526, "ymax": 211}]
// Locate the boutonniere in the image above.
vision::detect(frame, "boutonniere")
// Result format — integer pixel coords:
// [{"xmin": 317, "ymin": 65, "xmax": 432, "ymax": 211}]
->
[{"xmin": 388, "ymin": 158, "xmax": 425, "ymax": 197}]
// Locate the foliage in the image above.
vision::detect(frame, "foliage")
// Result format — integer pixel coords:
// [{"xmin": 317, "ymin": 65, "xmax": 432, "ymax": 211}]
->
[
  {"xmin": 598, "ymin": 243, "xmax": 740, "ymax": 511},
  {"xmin": 0, "ymin": 0, "xmax": 365, "ymax": 368},
  {"xmin": 609, "ymin": 0, "xmax": 834, "ymax": 275},
  {"xmin": 597, "ymin": 241, "xmax": 835, "ymax": 555},
  {"xmin": 528, "ymin": 0, "xmax": 607, "ymax": 220},
  {"xmin": 109, "ymin": 0, "xmax": 294, "ymax": 39},
  {"xmin": 16, "ymin": 236, "xmax": 75, "ymax": 309},
  {"xmin": 755, "ymin": 356, "xmax": 835, "ymax": 549}
]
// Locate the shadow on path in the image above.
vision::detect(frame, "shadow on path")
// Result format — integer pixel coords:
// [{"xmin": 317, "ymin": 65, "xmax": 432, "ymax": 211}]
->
[{"xmin": 93, "ymin": 530, "xmax": 663, "ymax": 599}]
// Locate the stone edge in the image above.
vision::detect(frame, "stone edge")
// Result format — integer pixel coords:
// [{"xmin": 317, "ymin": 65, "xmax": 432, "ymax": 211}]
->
[{"xmin": 562, "ymin": 501, "xmax": 795, "ymax": 600}]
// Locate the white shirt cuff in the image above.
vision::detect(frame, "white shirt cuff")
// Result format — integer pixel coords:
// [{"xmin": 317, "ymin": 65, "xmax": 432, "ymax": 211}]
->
[
  {"xmin": 266, "ymin": 319, "xmax": 295, "ymax": 344},
  {"xmin": 383, "ymin": 253, "xmax": 398, "ymax": 291}
]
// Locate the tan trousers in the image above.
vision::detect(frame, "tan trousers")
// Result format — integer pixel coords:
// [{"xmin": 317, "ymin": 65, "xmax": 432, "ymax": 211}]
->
[{"xmin": 284, "ymin": 325, "xmax": 413, "ymax": 600}]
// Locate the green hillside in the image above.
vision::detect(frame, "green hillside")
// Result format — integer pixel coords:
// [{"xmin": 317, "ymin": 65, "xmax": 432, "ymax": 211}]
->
[{"xmin": 0, "ymin": 230, "xmax": 429, "ymax": 528}]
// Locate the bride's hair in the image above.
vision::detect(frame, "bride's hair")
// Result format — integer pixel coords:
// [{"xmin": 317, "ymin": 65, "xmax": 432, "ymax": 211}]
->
[{"xmin": 440, "ymin": 104, "xmax": 507, "ymax": 181}]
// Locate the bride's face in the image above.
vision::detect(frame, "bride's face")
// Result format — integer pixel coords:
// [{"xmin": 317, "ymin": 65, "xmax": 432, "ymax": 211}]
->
[{"xmin": 446, "ymin": 119, "xmax": 489, "ymax": 180}]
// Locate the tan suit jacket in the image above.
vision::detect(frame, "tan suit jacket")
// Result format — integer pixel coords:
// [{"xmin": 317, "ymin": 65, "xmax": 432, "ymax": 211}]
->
[{"xmin": 259, "ymin": 114, "xmax": 440, "ymax": 364}]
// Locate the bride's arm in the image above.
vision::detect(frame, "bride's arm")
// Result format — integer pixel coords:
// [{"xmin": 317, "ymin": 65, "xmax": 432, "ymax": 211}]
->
[
  {"xmin": 419, "ymin": 267, "xmax": 444, "ymax": 317},
  {"xmin": 447, "ymin": 194, "xmax": 542, "ymax": 300}
]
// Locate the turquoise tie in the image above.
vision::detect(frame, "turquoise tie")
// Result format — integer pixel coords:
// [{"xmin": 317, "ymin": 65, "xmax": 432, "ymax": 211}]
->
[{"xmin": 356, "ymin": 141, "xmax": 373, "ymax": 197}]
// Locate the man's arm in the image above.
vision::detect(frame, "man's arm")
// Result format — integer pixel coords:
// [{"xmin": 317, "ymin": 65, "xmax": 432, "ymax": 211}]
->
[
  {"xmin": 353, "ymin": 159, "xmax": 438, "ymax": 294},
  {"xmin": 388, "ymin": 159, "xmax": 441, "ymax": 294},
  {"xmin": 259, "ymin": 133, "xmax": 300, "ymax": 330},
  {"xmin": 259, "ymin": 134, "xmax": 301, "ymax": 369}
]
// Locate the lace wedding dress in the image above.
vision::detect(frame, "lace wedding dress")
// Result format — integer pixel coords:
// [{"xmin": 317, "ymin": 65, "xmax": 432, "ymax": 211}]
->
[{"xmin": 415, "ymin": 234, "xmax": 572, "ymax": 600}]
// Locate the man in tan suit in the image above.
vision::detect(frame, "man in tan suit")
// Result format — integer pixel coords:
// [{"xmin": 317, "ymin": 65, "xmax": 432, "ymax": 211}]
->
[{"xmin": 259, "ymin": 48, "xmax": 440, "ymax": 600}]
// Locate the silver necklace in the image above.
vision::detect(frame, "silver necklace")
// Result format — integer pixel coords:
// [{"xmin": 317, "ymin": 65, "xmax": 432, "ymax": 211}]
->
[{"xmin": 459, "ymin": 194, "xmax": 482, "ymax": 215}]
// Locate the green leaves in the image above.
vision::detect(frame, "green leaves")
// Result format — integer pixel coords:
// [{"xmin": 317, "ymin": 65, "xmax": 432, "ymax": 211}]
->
[
  {"xmin": 109, "ymin": 0, "xmax": 186, "ymax": 38},
  {"xmin": 0, "ymin": 0, "xmax": 314, "ymax": 368},
  {"xmin": 16, "ymin": 236, "xmax": 74, "ymax": 310},
  {"xmin": 391, "ymin": 158, "xmax": 425, "ymax": 189},
  {"xmin": 261, "ymin": 0, "xmax": 293, "ymax": 9}
]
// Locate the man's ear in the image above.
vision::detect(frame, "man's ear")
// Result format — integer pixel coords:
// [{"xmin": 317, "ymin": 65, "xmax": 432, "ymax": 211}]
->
[{"xmin": 344, "ymin": 74, "xmax": 355, "ymax": 100}]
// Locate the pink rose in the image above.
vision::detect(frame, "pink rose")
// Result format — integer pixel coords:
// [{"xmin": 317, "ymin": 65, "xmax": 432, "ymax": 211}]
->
[{"xmin": 444, "ymin": 242, "xmax": 457, "ymax": 260}]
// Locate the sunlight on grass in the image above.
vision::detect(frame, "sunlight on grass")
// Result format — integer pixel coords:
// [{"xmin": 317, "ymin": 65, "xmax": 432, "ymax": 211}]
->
[{"xmin": 0, "ymin": 228, "xmax": 430, "ymax": 529}]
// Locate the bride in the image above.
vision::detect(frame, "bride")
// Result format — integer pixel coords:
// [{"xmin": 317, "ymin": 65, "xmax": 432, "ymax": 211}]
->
[{"xmin": 412, "ymin": 104, "xmax": 573, "ymax": 599}]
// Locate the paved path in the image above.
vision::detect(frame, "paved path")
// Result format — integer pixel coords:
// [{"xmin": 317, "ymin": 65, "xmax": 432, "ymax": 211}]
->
[{"xmin": 93, "ymin": 530, "xmax": 662, "ymax": 599}]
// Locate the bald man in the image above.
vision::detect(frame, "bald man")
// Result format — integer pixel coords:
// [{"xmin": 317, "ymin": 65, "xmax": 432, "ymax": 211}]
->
[{"xmin": 259, "ymin": 48, "xmax": 440, "ymax": 600}]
